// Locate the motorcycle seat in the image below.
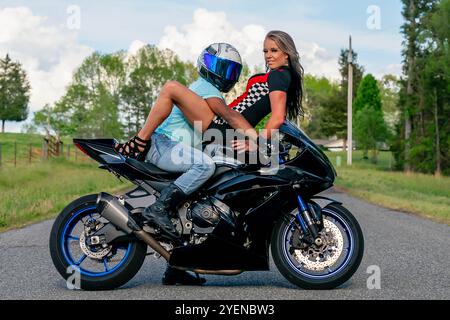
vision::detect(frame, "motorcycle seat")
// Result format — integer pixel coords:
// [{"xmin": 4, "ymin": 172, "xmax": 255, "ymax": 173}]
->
[
  {"xmin": 126, "ymin": 158, "xmax": 182, "ymax": 179},
  {"xmin": 126, "ymin": 157, "xmax": 238, "ymax": 180}
]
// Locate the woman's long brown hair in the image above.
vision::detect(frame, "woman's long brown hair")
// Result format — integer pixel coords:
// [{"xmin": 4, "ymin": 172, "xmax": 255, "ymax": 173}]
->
[{"xmin": 266, "ymin": 30, "xmax": 305, "ymax": 120}]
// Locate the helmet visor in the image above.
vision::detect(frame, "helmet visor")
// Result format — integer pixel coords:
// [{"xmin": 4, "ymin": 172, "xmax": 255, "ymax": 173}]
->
[{"xmin": 203, "ymin": 53, "xmax": 242, "ymax": 82}]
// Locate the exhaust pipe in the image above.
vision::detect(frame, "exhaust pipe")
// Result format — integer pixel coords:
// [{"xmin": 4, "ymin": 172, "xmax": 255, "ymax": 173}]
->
[
  {"xmin": 96, "ymin": 192, "xmax": 140, "ymax": 234},
  {"xmin": 96, "ymin": 192, "xmax": 171, "ymax": 261}
]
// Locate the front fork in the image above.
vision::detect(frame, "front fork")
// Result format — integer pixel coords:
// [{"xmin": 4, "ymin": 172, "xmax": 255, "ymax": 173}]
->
[{"xmin": 296, "ymin": 195, "xmax": 324, "ymax": 247}]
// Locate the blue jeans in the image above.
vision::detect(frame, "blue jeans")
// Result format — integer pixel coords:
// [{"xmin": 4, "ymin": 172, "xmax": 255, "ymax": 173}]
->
[{"xmin": 145, "ymin": 133, "xmax": 216, "ymax": 195}]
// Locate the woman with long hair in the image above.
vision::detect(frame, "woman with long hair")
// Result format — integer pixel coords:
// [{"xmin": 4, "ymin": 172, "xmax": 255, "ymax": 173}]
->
[{"xmin": 209, "ymin": 30, "xmax": 304, "ymax": 152}]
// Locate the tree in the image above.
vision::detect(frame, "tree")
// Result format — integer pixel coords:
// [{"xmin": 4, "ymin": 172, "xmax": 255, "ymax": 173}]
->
[
  {"xmin": 354, "ymin": 74, "xmax": 382, "ymax": 114},
  {"xmin": 302, "ymin": 75, "xmax": 345, "ymax": 138},
  {"xmin": 121, "ymin": 46, "xmax": 197, "ymax": 136},
  {"xmin": 303, "ymin": 75, "xmax": 339, "ymax": 138},
  {"xmin": 397, "ymin": 0, "xmax": 441, "ymax": 173},
  {"xmin": 21, "ymin": 122, "xmax": 39, "ymax": 134},
  {"xmin": 378, "ymin": 74, "xmax": 400, "ymax": 133},
  {"xmin": 317, "ymin": 87, "xmax": 347, "ymax": 139},
  {"xmin": 353, "ymin": 74, "xmax": 388, "ymax": 162},
  {"xmin": 396, "ymin": 0, "xmax": 448, "ymax": 175},
  {"xmin": 401, "ymin": 0, "xmax": 419, "ymax": 172},
  {"xmin": 338, "ymin": 49, "xmax": 364, "ymax": 103},
  {"xmin": 34, "ymin": 104, "xmax": 57, "ymax": 136},
  {"xmin": 32, "ymin": 46, "xmax": 198, "ymax": 139},
  {"xmin": 33, "ymin": 52, "xmax": 126, "ymax": 138},
  {"xmin": 354, "ymin": 108, "xmax": 389, "ymax": 163},
  {"xmin": 311, "ymin": 49, "xmax": 365, "ymax": 141},
  {"xmin": 0, "ymin": 54, "xmax": 30, "ymax": 132},
  {"xmin": 419, "ymin": 0, "xmax": 450, "ymax": 175}
]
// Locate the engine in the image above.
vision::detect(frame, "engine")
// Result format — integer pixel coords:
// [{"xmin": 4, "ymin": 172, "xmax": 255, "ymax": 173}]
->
[{"xmin": 188, "ymin": 197, "xmax": 235, "ymax": 234}]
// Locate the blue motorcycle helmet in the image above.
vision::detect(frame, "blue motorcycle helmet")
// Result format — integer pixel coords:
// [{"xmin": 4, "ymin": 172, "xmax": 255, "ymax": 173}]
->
[{"xmin": 197, "ymin": 43, "xmax": 243, "ymax": 93}]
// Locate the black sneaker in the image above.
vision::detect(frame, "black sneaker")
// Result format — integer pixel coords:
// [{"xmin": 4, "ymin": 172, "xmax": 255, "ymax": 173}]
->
[{"xmin": 162, "ymin": 266, "xmax": 206, "ymax": 286}]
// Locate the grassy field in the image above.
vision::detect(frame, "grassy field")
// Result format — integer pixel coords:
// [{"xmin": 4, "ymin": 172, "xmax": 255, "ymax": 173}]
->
[
  {"xmin": 0, "ymin": 156, "xmax": 131, "ymax": 232},
  {"xmin": 326, "ymin": 150, "xmax": 450, "ymax": 225},
  {"xmin": 0, "ymin": 132, "xmax": 75, "ymax": 166}
]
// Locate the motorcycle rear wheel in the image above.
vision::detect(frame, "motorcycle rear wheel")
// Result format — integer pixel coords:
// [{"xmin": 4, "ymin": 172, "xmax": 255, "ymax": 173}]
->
[{"xmin": 49, "ymin": 194, "xmax": 147, "ymax": 290}]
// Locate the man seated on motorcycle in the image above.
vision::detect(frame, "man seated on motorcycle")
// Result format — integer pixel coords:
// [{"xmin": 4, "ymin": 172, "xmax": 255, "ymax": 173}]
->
[{"xmin": 117, "ymin": 43, "xmax": 258, "ymax": 285}]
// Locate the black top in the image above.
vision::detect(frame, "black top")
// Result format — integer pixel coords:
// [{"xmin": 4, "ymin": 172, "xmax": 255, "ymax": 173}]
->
[{"xmin": 204, "ymin": 66, "xmax": 291, "ymax": 145}]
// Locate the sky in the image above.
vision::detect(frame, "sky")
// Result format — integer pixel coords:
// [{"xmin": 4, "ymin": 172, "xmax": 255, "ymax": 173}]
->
[{"xmin": 0, "ymin": 0, "xmax": 404, "ymax": 132}]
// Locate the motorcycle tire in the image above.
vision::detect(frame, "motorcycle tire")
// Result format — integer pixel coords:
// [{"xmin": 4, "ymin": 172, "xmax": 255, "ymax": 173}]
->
[
  {"xmin": 49, "ymin": 194, "xmax": 147, "ymax": 291},
  {"xmin": 271, "ymin": 203, "xmax": 364, "ymax": 290}
]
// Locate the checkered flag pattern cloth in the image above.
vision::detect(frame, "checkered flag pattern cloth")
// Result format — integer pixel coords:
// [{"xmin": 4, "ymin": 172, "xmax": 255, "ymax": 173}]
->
[{"xmin": 213, "ymin": 82, "xmax": 269, "ymax": 125}]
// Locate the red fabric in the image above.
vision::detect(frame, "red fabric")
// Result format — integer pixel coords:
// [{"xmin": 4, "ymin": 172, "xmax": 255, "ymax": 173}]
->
[{"xmin": 228, "ymin": 73, "xmax": 269, "ymax": 108}]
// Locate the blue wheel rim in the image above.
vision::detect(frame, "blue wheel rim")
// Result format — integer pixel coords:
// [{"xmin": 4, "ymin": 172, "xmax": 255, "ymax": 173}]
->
[
  {"xmin": 60, "ymin": 206, "xmax": 132, "ymax": 277},
  {"xmin": 282, "ymin": 208, "xmax": 354, "ymax": 280}
]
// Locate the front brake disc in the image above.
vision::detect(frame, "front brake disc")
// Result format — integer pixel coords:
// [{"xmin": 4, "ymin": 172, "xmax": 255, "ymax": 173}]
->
[{"xmin": 293, "ymin": 218, "xmax": 344, "ymax": 271}]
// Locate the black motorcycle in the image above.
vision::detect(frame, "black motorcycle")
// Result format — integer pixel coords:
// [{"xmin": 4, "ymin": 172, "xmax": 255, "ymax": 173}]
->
[{"xmin": 49, "ymin": 121, "xmax": 364, "ymax": 290}]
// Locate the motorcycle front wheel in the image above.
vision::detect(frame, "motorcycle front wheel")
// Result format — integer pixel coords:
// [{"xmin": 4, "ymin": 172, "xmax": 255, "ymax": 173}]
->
[
  {"xmin": 49, "ymin": 194, "xmax": 147, "ymax": 290},
  {"xmin": 271, "ymin": 203, "xmax": 364, "ymax": 290}
]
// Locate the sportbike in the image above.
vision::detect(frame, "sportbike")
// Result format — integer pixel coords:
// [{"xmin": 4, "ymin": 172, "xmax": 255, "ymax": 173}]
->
[{"xmin": 49, "ymin": 120, "xmax": 364, "ymax": 290}]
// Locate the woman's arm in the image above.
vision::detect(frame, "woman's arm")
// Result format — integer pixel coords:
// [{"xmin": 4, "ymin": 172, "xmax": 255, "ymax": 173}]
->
[
  {"xmin": 262, "ymin": 90, "xmax": 287, "ymax": 139},
  {"xmin": 230, "ymin": 90, "xmax": 286, "ymax": 152},
  {"xmin": 206, "ymin": 97, "xmax": 258, "ymax": 140}
]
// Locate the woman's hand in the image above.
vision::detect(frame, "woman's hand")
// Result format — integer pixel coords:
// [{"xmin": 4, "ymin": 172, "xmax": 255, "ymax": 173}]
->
[{"xmin": 231, "ymin": 139, "xmax": 258, "ymax": 153}]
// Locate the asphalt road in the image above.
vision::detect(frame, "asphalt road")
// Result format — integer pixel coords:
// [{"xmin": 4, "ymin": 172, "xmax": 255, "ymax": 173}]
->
[{"xmin": 0, "ymin": 189, "xmax": 449, "ymax": 300}]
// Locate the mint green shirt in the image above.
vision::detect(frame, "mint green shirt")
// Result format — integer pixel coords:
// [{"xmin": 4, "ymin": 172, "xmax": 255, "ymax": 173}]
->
[{"xmin": 155, "ymin": 78, "xmax": 223, "ymax": 148}]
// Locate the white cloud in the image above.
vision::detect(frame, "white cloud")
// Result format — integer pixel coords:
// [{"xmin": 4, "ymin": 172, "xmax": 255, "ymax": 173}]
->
[
  {"xmin": 126, "ymin": 40, "xmax": 146, "ymax": 58},
  {"xmin": 299, "ymin": 42, "xmax": 340, "ymax": 79},
  {"xmin": 157, "ymin": 8, "xmax": 340, "ymax": 79},
  {"xmin": 374, "ymin": 63, "xmax": 402, "ymax": 79},
  {"xmin": 0, "ymin": 6, "xmax": 93, "ymax": 114},
  {"xmin": 157, "ymin": 8, "xmax": 267, "ymax": 69}
]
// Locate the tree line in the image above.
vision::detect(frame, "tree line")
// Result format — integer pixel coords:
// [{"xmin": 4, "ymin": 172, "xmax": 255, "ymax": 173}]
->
[
  {"xmin": 303, "ymin": 49, "xmax": 393, "ymax": 164},
  {"xmin": 394, "ymin": 0, "xmax": 450, "ymax": 176},
  {"xmin": 30, "ymin": 45, "xmax": 198, "ymax": 140},
  {"xmin": 303, "ymin": 0, "xmax": 449, "ymax": 175}
]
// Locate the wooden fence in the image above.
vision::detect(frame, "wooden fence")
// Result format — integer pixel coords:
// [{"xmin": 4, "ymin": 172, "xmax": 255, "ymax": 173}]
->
[{"xmin": 0, "ymin": 137, "xmax": 90, "ymax": 167}]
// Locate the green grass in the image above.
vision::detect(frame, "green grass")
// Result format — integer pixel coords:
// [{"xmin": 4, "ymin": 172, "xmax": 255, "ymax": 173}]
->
[
  {"xmin": 0, "ymin": 132, "xmax": 74, "ymax": 166},
  {"xmin": 0, "ymin": 157, "xmax": 132, "ymax": 232},
  {"xmin": 326, "ymin": 150, "xmax": 450, "ymax": 225}
]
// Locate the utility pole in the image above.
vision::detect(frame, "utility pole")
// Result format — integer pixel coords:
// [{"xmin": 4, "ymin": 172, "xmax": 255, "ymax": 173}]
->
[{"xmin": 347, "ymin": 36, "xmax": 353, "ymax": 165}]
